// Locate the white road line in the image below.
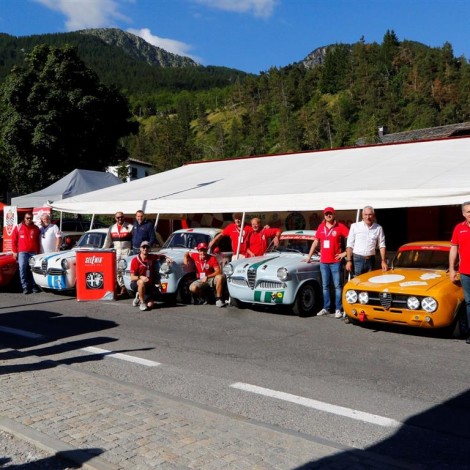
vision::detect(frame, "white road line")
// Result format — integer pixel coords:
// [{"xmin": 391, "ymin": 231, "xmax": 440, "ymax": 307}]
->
[
  {"xmin": 81, "ymin": 346, "xmax": 160, "ymax": 367},
  {"xmin": 0, "ymin": 326, "xmax": 44, "ymax": 339},
  {"xmin": 231, "ymin": 382, "xmax": 401, "ymax": 428}
]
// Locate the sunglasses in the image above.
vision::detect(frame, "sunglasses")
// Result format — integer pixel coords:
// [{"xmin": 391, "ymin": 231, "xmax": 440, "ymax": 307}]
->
[
  {"xmin": 141, "ymin": 246, "xmax": 150, "ymax": 250},
  {"xmin": 324, "ymin": 212, "xmax": 334, "ymax": 216},
  {"xmin": 116, "ymin": 216, "xmax": 124, "ymax": 219},
  {"xmin": 24, "ymin": 217, "xmax": 32, "ymax": 220}
]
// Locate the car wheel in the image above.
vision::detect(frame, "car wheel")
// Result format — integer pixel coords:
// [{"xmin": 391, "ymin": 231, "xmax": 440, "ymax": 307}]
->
[
  {"xmin": 445, "ymin": 306, "xmax": 469, "ymax": 339},
  {"xmin": 230, "ymin": 297, "xmax": 246, "ymax": 309},
  {"xmin": 293, "ymin": 283, "xmax": 318, "ymax": 317},
  {"xmin": 176, "ymin": 275, "xmax": 195, "ymax": 304}
]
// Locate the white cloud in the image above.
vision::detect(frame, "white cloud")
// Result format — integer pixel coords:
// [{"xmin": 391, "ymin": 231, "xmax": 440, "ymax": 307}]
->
[
  {"xmin": 34, "ymin": 0, "xmax": 131, "ymax": 30},
  {"xmin": 194, "ymin": 0, "xmax": 277, "ymax": 18},
  {"xmin": 127, "ymin": 28, "xmax": 200, "ymax": 62}
]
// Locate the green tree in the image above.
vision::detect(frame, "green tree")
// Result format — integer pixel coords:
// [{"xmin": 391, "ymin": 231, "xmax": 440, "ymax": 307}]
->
[{"xmin": 0, "ymin": 44, "xmax": 137, "ymax": 195}]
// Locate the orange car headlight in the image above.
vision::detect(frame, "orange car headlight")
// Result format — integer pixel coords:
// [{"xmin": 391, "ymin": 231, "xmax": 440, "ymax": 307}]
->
[{"xmin": 422, "ymin": 297, "xmax": 438, "ymax": 313}]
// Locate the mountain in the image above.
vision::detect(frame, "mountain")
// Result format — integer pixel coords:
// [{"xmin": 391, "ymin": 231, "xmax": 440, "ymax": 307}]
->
[
  {"xmin": 0, "ymin": 29, "xmax": 248, "ymax": 93},
  {"xmin": 78, "ymin": 28, "xmax": 199, "ymax": 68}
]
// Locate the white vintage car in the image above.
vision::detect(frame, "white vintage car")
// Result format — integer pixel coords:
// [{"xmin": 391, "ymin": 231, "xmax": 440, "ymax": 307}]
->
[
  {"xmin": 122, "ymin": 227, "xmax": 232, "ymax": 303},
  {"xmin": 223, "ymin": 230, "xmax": 322, "ymax": 316},
  {"xmin": 30, "ymin": 228, "xmax": 109, "ymax": 291}
]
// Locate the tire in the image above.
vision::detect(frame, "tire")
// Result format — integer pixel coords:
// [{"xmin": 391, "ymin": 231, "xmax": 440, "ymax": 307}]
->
[
  {"xmin": 443, "ymin": 306, "xmax": 469, "ymax": 339},
  {"xmin": 292, "ymin": 283, "xmax": 318, "ymax": 317},
  {"xmin": 230, "ymin": 297, "xmax": 246, "ymax": 309},
  {"xmin": 176, "ymin": 275, "xmax": 195, "ymax": 304}
]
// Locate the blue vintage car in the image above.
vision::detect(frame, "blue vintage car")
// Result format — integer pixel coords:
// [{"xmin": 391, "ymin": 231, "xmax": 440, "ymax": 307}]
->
[
  {"xmin": 121, "ymin": 227, "xmax": 232, "ymax": 303},
  {"xmin": 223, "ymin": 230, "xmax": 321, "ymax": 316}
]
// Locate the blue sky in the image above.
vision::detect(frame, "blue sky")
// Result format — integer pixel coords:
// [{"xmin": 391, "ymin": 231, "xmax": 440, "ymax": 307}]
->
[{"xmin": 0, "ymin": 0, "xmax": 469, "ymax": 74}]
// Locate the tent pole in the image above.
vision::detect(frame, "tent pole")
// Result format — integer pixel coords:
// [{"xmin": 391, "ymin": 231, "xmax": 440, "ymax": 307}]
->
[
  {"xmin": 235, "ymin": 212, "xmax": 245, "ymax": 260},
  {"xmin": 59, "ymin": 211, "xmax": 63, "ymax": 231},
  {"xmin": 90, "ymin": 214, "xmax": 95, "ymax": 230}
]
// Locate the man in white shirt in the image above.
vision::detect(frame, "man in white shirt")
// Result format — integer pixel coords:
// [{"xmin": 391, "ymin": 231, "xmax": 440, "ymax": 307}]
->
[
  {"xmin": 39, "ymin": 213, "xmax": 62, "ymax": 253},
  {"xmin": 345, "ymin": 206, "xmax": 387, "ymax": 276}
]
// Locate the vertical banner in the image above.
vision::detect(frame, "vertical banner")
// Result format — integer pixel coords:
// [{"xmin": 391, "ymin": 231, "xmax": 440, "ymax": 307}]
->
[{"xmin": 3, "ymin": 206, "xmax": 18, "ymax": 252}]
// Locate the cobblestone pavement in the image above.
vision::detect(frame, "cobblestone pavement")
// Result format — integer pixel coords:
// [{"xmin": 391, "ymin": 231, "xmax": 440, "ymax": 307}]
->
[{"xmin": 0, "ymin": 349, "xmax": 409, "ymax": 469}]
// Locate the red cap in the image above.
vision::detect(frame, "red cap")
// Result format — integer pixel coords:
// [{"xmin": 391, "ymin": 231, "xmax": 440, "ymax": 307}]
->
[
  {"xmin": 197, "ymin": 242, "xmax": 208, "ymax": 251},
  {"xmin": 323, "ymin": 207, "xmax": 335, "ymax": 214}
]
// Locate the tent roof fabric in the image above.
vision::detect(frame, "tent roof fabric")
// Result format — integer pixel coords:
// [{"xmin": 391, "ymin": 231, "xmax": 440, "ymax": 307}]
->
[
  {"xmin": 11, "ymin": 169, "xmax": 122, "ymax": 209},
  {"xmin": 50, "ymin": 137, "xmax": 470, "ymax": 215}
]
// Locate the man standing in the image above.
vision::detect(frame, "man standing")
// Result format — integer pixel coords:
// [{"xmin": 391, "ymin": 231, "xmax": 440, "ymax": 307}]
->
[
  {"xmin": 246, "ymin": 218, "xmax": 281, "ymax": 257},
  {"xmin": 104, "ymin": 211, "xmax": 133, "ymax": 296},
  {"xmin": 11, "ymin": 212, "xmax": 41, "ymax": 294},
  {"xmin": 131, "ymin": 210, "xmax": 156, "ymax": 255},
  {"xmin": 39, "ymin": 213, "xmax": 62, "ymax": 253},
  {"xmin": 306, "ymin": 207, "xmax": 349, "ymax": 318},
  {"xmin": 208, "ymin": 212, "xmax": 252, "ymax": 259},
  {"xmin": 449, "ymin": 201, "xmax": 470, "ymax": 344},
  {"xmin": 184, "ymin": 242, "xmax": 226, "ymax": 307},
  {"xmin": 345, "ymin": 205, "xmax": 387, "ymax": 276}
]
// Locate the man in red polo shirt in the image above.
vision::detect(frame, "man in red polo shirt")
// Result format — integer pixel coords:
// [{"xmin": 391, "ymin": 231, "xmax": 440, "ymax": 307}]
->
[
  {"xmin": 209, "ymin": 213, "xmax": 252, "ymax": 259},
  {"xmin": 184, "ymin": 242, "xmax": 226, "ymax": 307},
  {"xmin": 449, "ymin": 201, "xmax": 470, "ymax": 344},
  {"xmin": 246, "ymin": 218, "xmax": 281, "ymax": 257},
  {"xmin": 306, "ymin": 207, "xmax": 349, "ymax": 318}
]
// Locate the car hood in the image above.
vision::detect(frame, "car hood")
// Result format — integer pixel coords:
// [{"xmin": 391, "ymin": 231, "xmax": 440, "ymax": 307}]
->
[
  {"xmin": 346, "ymin": 268, "xmax": 450, "ymax": 293},
  {"xmin": 231, "ymin": 253, "xmax": 309, "ymax": 273}
]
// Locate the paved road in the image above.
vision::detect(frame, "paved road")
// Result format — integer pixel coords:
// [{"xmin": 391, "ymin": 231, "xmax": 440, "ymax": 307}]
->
[{"xmin": 0, "ymin": 290, "xmax": 469, "ymax": 468}]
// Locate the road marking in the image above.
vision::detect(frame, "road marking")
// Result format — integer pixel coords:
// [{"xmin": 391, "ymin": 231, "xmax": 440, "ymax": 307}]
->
[
  {"xmin": 230, "ymin": 382, "xmax": 400, "ymax": 428},
  {"xmin": 0, "ymin": 326, "xmax": 44, "ymax": 339},
  {"xmin": 81, "ymin": 346, "xmax": 161, "ymax": 367}
]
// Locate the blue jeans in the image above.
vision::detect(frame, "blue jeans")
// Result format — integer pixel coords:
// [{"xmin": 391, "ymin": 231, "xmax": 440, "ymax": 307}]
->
[
  {"xmin": 459, "ymin": 273, "xmax": 470, "ymax": 330},
  {"xmin": 320, "ymin": 262, "xmax": 343, "ymax": 311},
  {"xmin": 352, "ymin": 254, "xmax": 375, "ymax": 277},
  {"xmin": 18, "ymin": 252, "xmax": 38, "ymax": 291}
]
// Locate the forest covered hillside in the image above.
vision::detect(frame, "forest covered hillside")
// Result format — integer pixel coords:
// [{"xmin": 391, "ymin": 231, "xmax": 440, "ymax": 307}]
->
[{"xmin": 1, "ymin": 28, "xmax": 469, "ymax": 178}]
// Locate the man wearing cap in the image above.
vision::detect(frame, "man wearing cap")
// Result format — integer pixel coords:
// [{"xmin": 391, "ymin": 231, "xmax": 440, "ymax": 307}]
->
[
  {"xmin": 209, "ymin": 212, "xmax": 252, "ymax": 260},
  {"xmin": 345, "ymin": 205, "xmax": 387, "ymax": 277},
  {"xmin": 305, "ymin": 207, "xmax": 349, "ymax": 318},
  {"xmin": 183, "ymin": 242, "xmax": 226, "ymax": 307},
  {"xmin": 129, "ymin": 240, "xmax": 168, "ymax": 311}
]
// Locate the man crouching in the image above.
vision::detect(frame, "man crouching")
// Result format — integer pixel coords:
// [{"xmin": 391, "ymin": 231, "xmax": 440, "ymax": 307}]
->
[
  {"xmin": 183, "ymin": 242, "xmax": 226, "ymax": 307},
  {"xmin": 130, "ymin": 240, "xmax": 168, "ymax": 311}
]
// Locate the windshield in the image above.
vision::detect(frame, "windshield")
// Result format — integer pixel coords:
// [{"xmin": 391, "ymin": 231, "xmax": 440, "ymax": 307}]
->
[
  {"xmin": 163, "ymin": 232, "xmax": 211, "ymax": 249},
  {"xmin": 76, "ymin": 232, "xmax": 107, "ymax": 249},
  {"xmin": 393, "ymin": 248, "xmax": 449, "ymax": 270},
  {"xmin": 267, "ymin": 237, "xmax": 314, "ymax": 255}
]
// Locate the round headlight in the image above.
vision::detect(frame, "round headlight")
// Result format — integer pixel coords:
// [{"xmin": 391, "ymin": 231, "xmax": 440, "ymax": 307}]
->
[
  {"xmin": 160, "ymin": 262, "xmax": 171, "ymax": 274},
  {"xmin": 345, "ymin": 290, "xmax": 358, "ymax": 304},
  {"xmin": 407, "ymin": 296, "xmax": 420, "ymax": 310},
  {"xmin": 61, "ymin": 258, "xmax": 70, "ymax": 270},
  {"xmin": 358, "ymin": 291, "xmax": 369, "ymax": 304},
  {"xmin": 117, "ymin": 259, "xmax": 127, "ymax": 271},
  {"xmin": 29, "ymin": 257, "xmax": 36, "ymax": 268},
  {"xmin": 223, "ymin": 264, "xmax": 233, "ymax": 276},
  {"xmin": 277, "ymin": 267, "xmax": 288, "ymax": 281},
  {"xmin": 422, "ymin": 297, "xmax": 438, "ymax": 313}
]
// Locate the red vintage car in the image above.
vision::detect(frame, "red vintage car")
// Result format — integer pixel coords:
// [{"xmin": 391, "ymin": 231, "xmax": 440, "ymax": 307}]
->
[{"xmin": 0, "ymin": 252, "xmax": 19, "ymax": 288}]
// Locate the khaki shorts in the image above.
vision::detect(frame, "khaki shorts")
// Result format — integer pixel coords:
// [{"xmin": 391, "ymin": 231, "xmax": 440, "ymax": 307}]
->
[{"xmin": 190, "ymin": 277, "xmax": 216, "ymax": 290}]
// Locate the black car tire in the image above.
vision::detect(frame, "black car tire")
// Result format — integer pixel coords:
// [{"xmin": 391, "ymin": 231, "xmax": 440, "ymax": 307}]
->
[{"xmin": 293, "ymin": 283, "xmax": 318, "ymax": 317}]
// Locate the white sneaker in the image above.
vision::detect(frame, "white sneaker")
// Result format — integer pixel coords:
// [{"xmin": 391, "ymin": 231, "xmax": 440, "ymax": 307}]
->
[
  {"xmin": 139, "ymin": 302, "xmax": 148, "ymax": 311},
  {"xmin": 317, "ymin": 308, "xmax": 329, "ymax": 316},
  {"xmin": 216, "ymin": 299, "xmax": 225, "ymax": 308},
  {"xmin": 132, "ymin": 293, "xmax": 140, "ymax": 307},
  {"xmin": 334, "ymin": 310, "xmax": 343, "ymax": 318}
]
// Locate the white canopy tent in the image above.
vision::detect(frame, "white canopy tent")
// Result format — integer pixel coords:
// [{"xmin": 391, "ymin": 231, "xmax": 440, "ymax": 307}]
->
[{"xmin": 49, "ymin": 137, "xmax": 470, "ymax": 215}]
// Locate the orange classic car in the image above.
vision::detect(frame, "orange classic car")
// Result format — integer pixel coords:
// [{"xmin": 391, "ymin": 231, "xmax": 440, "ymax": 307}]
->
[{"xmin": 342, "ymin": 241, "xmax": 467, "ymax": 337}]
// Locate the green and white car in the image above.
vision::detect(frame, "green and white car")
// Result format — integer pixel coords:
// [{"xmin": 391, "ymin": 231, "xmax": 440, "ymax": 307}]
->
[{"xmin": 223, "ymin": 230, "xmax": 322, "ymax": 316}]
